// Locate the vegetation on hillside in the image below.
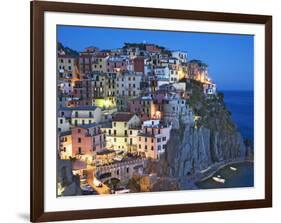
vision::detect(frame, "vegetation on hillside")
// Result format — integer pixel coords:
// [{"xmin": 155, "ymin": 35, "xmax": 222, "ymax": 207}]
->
[
  {"xmin": 188, "ymin": 80, "xmax": 236, "ymax": 133},
  {"xmin": 58, "ymin": 42, "xmax": 79, "ymax": 57}
]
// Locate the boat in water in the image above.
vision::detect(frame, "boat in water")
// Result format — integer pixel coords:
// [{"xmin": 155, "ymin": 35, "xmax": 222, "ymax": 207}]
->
[
  {"xmin": 212, "ymin": 175, "xmax": 226, "ymax": 184},
  {"xmin": 230, "ymin": 166, "xmax": 237, "ymax": 171}
]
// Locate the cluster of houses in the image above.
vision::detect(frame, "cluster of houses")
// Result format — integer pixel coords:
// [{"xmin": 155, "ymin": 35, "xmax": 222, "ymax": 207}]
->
[{"xmin": 57, "ymin": 42, "xmax": 216, "ymax": 172}]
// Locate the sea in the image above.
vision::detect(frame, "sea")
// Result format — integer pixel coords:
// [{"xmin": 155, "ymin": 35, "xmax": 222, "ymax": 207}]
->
[
  {"xmin": 223, "ymin": 91, "xmax": 254, "ymax": 143},
  {"xmin": 197, "ymin": 91, "xmax": 254, "ymax": 189}
]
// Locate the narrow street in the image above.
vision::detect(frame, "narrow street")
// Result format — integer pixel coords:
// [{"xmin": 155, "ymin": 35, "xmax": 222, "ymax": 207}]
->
[{"xmin": 86, "ymin": 166, "xmax": 111, "ymax": 194}]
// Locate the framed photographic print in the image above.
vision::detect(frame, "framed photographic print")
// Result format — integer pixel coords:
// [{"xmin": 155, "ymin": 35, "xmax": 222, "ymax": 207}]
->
[{"xmin": 30, "ymin": 0, "xmax": 272, "ymax": 222}]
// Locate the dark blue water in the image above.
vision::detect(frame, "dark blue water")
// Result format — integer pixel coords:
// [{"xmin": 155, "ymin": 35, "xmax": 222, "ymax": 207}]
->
[
  {"xmin": 197, "ymin": 162, "xmax": 254, "ymax": 189},
  {"xmin": 223, "ymin": 91, "xmax": 254, "ymax": 143}
]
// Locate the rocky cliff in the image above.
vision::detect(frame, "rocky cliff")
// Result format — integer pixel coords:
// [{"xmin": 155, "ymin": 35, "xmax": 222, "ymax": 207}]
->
[
  {"xmin": 158, "ymin": 80, "xmax": 250, "ymax": 178},
  {"xmin": 160, "ymin": 125, "xmax": 247, "ymax": 178}
]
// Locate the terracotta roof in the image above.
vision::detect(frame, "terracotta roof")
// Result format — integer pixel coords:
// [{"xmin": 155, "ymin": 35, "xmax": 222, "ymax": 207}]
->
[{"xmin": 113, "ymin": 112, "xmax": 135, "ymax": 122}]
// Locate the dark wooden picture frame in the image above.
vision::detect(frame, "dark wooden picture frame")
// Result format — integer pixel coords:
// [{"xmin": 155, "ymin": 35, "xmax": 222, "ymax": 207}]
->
[{"xmin": 31, "ymin": 1, "xmax": 272, "ymax": 222}]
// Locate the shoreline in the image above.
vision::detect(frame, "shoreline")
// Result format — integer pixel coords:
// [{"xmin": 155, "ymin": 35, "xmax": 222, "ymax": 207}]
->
[
  {"xmin": 196, "ymin": 159, "xmax": 253, "ymax": 183},
  {"xmin": 179, "ymin": 158, "xmax": 253, "ymax": 190}
]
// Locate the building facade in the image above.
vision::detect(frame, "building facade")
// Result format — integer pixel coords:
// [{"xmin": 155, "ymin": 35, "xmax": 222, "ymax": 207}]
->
[
  {"xmin": 71, "ymin": 106, "xmax": 103, "ymax": 126},
  {"xmin": 72, "ymin": 124, "xmax": 105, "ymax": 164},
  {"xmin": 137, "ymin": 120, "xmax": 172, "ymax": 159},
  {"xmin": 102, "ymin": 113, "xmax": 141, "ymax": 151}
]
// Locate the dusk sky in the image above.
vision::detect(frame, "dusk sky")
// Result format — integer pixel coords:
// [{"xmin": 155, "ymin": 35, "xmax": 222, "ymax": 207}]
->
[{"xmin": 58, "ymin": 25, "xmax": 254, "ymax": 91}]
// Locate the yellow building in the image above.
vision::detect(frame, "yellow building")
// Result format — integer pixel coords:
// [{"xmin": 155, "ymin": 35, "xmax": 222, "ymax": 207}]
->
[
  {"xmin": 102, "ymin": 112, "xmax": 141, "ymax": 151},
  {"xmin": 59, "ymin": 131, "xmax": 72, "ymax": 160},
  {"xmin": 71, "ymin": 106, "xmax": 103, "ymax": 126},
  {"xmin": 57, "ymin": 55, "xmax": 79, "ymax": 79},
  {"xmin": 91, "ymin": 54, "xmax": 108, "ymax": 73},
  {"xmin": 92, "ymin": 97, "xmax": 116, "ymax": 109}
]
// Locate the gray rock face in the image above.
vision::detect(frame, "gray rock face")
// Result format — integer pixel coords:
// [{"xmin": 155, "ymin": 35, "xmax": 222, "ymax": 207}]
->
[
  {"xmin": 157, "ymin": 81, "xmax": 249, "ymax": 180},
  {"xmin": 57, "ymin": 160, "xmax": 83, "ymax": 196},
  {"xmin": 162, "ymin": 125, "xmax": 246, "ymax": 177}
]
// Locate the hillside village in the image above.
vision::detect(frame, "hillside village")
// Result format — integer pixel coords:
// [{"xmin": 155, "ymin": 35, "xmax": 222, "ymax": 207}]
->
[{"xmin": 57, "ymin": 42, "xmax": 218, "ymax": 196}]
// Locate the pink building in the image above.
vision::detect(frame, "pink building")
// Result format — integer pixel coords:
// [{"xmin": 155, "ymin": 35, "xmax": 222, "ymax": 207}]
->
[
  {"xmin": 72, "ymin": 124, "xmax": 105, "ymax": 164},
  {"xmin": 106, "ymin": 57, "xmax": 128, "ymax": 73},
  {"xmin": 137, "ymin": 120, "xmax": 172, "ymax": 159},
  {"xmin": 128, "ymin": 96, "xmax": 162, "ymax": 121},
  {"xmin": 133, "ymin": 57, "xmax": 144, "ymax": 72},
  {"xmin": 145, "ymin": 44, "xmax": 161, "ymax": 53}
]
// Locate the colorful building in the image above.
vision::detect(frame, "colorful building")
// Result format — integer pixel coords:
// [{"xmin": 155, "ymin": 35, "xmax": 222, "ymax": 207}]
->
[
  {"xmin": 59, "ymin": 131, "xmax": 72, "ymax": 160},
  {"xmin": 57, "ymin": 55, "xmax": 78, "ymax": 78},
  {"xmin": 128, "ymin": 96, "xmax": 162, "ymax": 121},
  {"xmin": 145, "ymin": 44, "xmax": 161, "ymax": 53},
  {"xmin": 71, "ymin": 106, "xmax": 103, "ymax": 126},
  {"xmin": 91, "ymin": 53, "xmax": 109, "ymax": 73},
  {"xmin": 187, "ymin": 60, "xmax": 209, "ymax": 83},
  {"xmin": 171, "ymin": 51, "xmax": 188, "ymax": 63},
  {"xmin": 73, "ymin": 79, "xmax": 92, "ymax": 106},
  {"xmin": 133, "ymin": 57, "xmax": 145, "ymax": 73},
  {"xmin": 137, "ymin": 120, "xmax": 172, "ymax": 159},
  {"xmin": 72, "ymin": 123, "xmax": 105, "ymax": 164},
  {"xmin": 78, "ymin": 46, "xmax": 99, "ymax": 75},
  {"xmin": 106, "ymin": 56, "xmax": 128, "ymax": 73},
  {"xmin": 102, "ymin": 112, "xmax": 141, "ymax": 151}
]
